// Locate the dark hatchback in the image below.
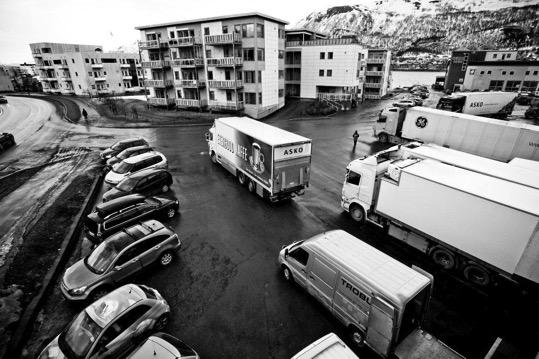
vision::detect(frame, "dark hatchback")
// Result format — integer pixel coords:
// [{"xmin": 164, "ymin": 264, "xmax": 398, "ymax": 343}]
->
[
  {"xmin": 84, "ymin": 194, "xmax": 179, "ymax": 244},
  {"xmin": 102, "ymin": 168, "xmax": 173, "ymax": 202}
]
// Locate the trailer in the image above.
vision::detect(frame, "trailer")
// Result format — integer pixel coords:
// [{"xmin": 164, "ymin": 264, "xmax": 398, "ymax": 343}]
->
[
  {"xmin": 436, "ymin": 91, "xmax": 517, "ymax": 118},
  {"xmin": 341, "ymin": 150, "xmax": 539, "ymax": 288},
  {"xmin": 374, "ymin": 106, "xmax": 539, "ymax": 162},
  {"xmin": 205, "ymin": 117, "xmax": 312, "ymax": 201}
]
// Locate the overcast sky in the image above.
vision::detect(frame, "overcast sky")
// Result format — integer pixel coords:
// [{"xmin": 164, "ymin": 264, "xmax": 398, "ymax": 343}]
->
[{"xmin": 0, "ymin": 0, "xmax": 348, "ymax": 64}]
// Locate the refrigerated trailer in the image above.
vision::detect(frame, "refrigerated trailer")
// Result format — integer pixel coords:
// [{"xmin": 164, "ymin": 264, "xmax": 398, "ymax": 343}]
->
[
  {"xmin": 341, "ymin": 151, "xmax": 539, "ymax": 287},
  {"xmin": 436, "ymin": 91, "xmax": 518, "ymax": 118},
  {"xmin": 374, "ymin": 106, "xmax": 539, "ymax": 162},
  {"xmin": 205, "ymin": 117, "xmax": 312, "ymax": 201}
]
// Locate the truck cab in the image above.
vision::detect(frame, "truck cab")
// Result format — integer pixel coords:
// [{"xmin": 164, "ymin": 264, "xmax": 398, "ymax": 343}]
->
[{"xmin": 374, "ymin": 107, "xmax": 407, "ymax": 143}]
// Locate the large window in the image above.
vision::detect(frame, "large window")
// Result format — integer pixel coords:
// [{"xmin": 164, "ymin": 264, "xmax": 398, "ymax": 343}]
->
[
  {"xmin": 234, "ymin": 24, "xmax": 241, "ymax": 34},
  {"xmin": 256, "ymin": 24, "xmax": 264, "ymax": 38},
  {"xmin": 522, "ymin": 81, "xmax": 538, "ymax": 92},
  {"xmin": 244, "ymin": 92, "xmax": 256, "ymax": 105},
  {"xmin": 209, "ymin": 91, "xmax": 215, "ymax": 101},
  {"xmin": 488, "ymin": 80, "xmax": 504, "ymax": 91},
  {"xmin": 222, "ymin": 25, "xmax": 228, "ymax": 34},
  {"xmin": 346, "ymin": 170, "xmax": 361, "ymax": 185},
  {"xmin": 320, "ymin": 52, "xmax": 325, "ymax": 60},
  {"xmin": 289, "ymin": 247, "xmax": 309, "ymax": 266},
  {"xmin": 204, "ymin": 27, "xmax": 210, "ymax": 36},
  {"xmin": 278, "ymin": 28, "xmax": 285, "ymax": 39},
  {"xmin": 258, "ymin": 71, "xmax": 262, "ymax": 83},
  {"xmin": 243, "ymin": 48, "xmax": 255, "ymax": 61},
  {"xmin": 319, "ymin": 69, "xmax": 324, "ymax": 77},
  {"xmin": 505, "ymin": 81, "xmax": 521, "ymax": 92},
  {"xmin": 327, "ymin": 69, "xmax": 333, "ymax": 77},
  {"xmin": 257, "ymin": 48, "xmax": 265, "ymax": 61},
  {"xmin": 328, "ymin": 52, "xmax": 333, "ymax": 60},
  {"xmin": 242, "ymin": 23, "xmax": 254, "ymax": 38},
  {"xmin": 244, "ymin": 71, "xmax": 255, "ymax": 83},
  {"xmin": 258, "ymin": 93, "xmax": 262, "ymax": 105}
]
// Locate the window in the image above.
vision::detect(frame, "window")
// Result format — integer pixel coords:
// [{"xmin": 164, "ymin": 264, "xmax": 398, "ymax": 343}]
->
[
  {"xmin": 327, "ymin": 69, "xmax": 332, "ymax": 77},
  {"xmin": 91, "ymin": 85, "xmax": 95, "ymax": 89},
  {"xmin": 226, "ymin": 91, "xmax": 232, "ymax": 102},
  {"xmin": 237, "ymin": 71, "xmax": 242, "ymax": 81},
  {"xmin": 104, "ymin": 71, "xmax": 107, "ymax": 75},
  {"xmin": 174, "ymin": 71, "xmax": 180, "ymax": 80},
  {"xmin": 209, "ymin": 91, "xmax": 215, "ymax": 101},
  {"xmin": 289, "ymin": 247, "xmax": 309, "ymax": 266},
  {"xmin": 487, "ymin": 71, "xmax": 492, "ymax": 74},
  {"xmin": 206, "ymin": 49, "xmax": 212, "ymax": 59},
  {"xmin": 169, "ymin": 31, "xmax": 175, "ymax": 39},
  {"xmin": 256, "ymin": 23, "xmax": 264, "ymax": 38},
  {"xmin": 507, "ymin": 54, "xmax": 511, "ymax": 58},
  {"xmin": 234, "ymin": 24, "xmax": 241, "ymax": 34},
  {"xmin": 85, "ymin": 58, "xmax": 89, "ymax": 63},
  {"xmin": 177, "ymin": 89, "xmax": 182, "ymax": 98},
  {"xmin": 320, "ymin": 52, "xmax": 325, "ymax": 60},
  {"xmin": 502, "ymin": 71, "xmax": 506, "ymax": 75},
  {"xmin": 94, "ymin": 72, "xmax": 98, "ymax": 77},
  {"xmin": 204, "ymin": 27, "xmax": 210, "ymax": 36},
  {"xmin": 222, "ymin": 25, "xmax": 228, "ymax": 34},
  {"xmin": 242, "ymin": 23, "xmax": 254, "ymax": 38},
  {"xmin": 88, "ymin": 72, "xmax": 93, "ymax": 77},
  {"xmin": 244, "ymin": 71, "xmax": 255, "ymax": 83},
  {"xmin": 328, "ymin": 52, "xmax": 333, "ymax": 60},
  {"xmin": 526, "ymin": 71, "xmax": 530, "ymax": 75},
  {"xmin": 505, "ymin": 81, "xmax": 521, "ymax": 92},
  {"xmin": 78, "ymin": 85, "xmax": 81, "ymax": 89},
  {"xmin": 469, "ymin": 69, "xmax": 475, "ymax": 75},
  {"xmin": 534, "ymin": 71, "xmax": 538, "ymax": 76},
  {"xmin": 319, "ymin": 69, "xmax": 324, "ymax": 77},
  {"xmin": 488, "ymin": 80, "xmax": 504, "ymax": 91},
  {"xmin": 279, "ymin": 89, "xmax": 284, "ymax": 97},
  {"xmin": 480, "ymin": 71, "xmax": 484, "ymax": 75},
  {"xmin": 278, "ymin": 50, "xmax": 284, "ymax": 59},
  {"xmin": 75, "ymin": 72, "xmax": 78, "ymax": 76},
  {"xmin": 346, "ymin": 170, "xmax": 361, "ymax": 185},
  {"xmin": 207, "ymin": 71, "xmax": 213, "ymax": 80},
  {"xmin": 522, "ymin": 81, "xmax": 538, "ymax": 92},
  {"xmin": 509, "ymin": 71, "xmax": 514, "ymax": 75},
  {"xmin": 244, "ymin": 92, "xmax": 256, "ymax": 104},
  {"xmin": 118, "ymin": 83, "xmax": 121, "ymax": 87},
  {"xmin": 278, "ymin": 28, "xmax": 285, "ymax": 39},
  {"xmin": 493, "ymin": 54, "xmax": 498, "ymax": 59},
  {"xmin": 278, "ymin": 70, "xmax": 284, "ymax": 79},
  {"xmin": 243, "ymin": 48, "xmax": 255, "ymax": 61},
  {"xmin": 257, "ymin": 48, "xmax": 264, "ymax": 61}
]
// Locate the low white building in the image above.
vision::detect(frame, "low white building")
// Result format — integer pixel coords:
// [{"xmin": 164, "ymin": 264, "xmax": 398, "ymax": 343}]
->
[{"xmin": 462, "ymin": 60, "xmax": 539, "ymax": 94}]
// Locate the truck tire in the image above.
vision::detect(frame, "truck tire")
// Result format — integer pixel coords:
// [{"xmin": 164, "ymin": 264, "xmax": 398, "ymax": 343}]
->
[
  {"xmin": 378, "ymin": 133, "xmax": 389, "ymax": 144},
  {"xmin": 210, "ymin": 152, "xmax": 217, "ymax": 164},
  {"xmin": 430, "ymin": 246, "xmax": 456, "ymax": 270},
  {"xmin": 238, "ymin": 172, "xmax": 246, "ymax": 186},
  {"xmin": 248, "ymin": 180, "xmax": 256, "ymax": 193},
  {"xmin": 463, "ymin": 263, "xmax": 490, "ymax": 287},
  {"xmin": 349, "ymin": 204, "xmax": 365, "ymax": 224},
  {"xmin": 348, "ymin": 326, "xmax": 366, "ymax": 348}
]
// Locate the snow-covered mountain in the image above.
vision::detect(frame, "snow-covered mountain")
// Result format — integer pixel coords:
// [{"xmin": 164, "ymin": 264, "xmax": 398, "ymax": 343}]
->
[{"xmin": 295, "ymin": 0, "xmax": 539, "ymax": 54}]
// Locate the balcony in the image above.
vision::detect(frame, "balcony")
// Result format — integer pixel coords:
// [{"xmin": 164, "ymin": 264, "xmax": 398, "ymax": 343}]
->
[
  {"xmin": 206, "ymin": 57, "xmax": 243, "ymax": 67},
  {"xmin": 94, "ymin": 76, "xmax": 107, "ymax": 82},
  {"xmin": 205, "ymin": 33, "xmax": 241, "ymax": 45},
  {"xmin": 120, "ymin": 63, "xmax": 131, "ymax": 68},
  {"xmin": 61, "ymin": 89, "xmax": 75, "ymax": 94},
  {"xmin": 208, "ymin": 80, "xmax": 243, "ymax": 89},
  {"xmin": 142, "ymin": 79, "xmax": 174, "ymax": 87},
  {"xmin": 209, "ymin": 101, "xmax": 244, "ymax": 111},
  {"xmin": 364, "ymin": 94, "xmax": 382, "ymax": 100},
  {"xmin": 170, "ymin": 58, "xmax": 204, "ymax": 67},
  {"xmin": 365, "ymin": 71, "xmax": 384, "ymax": 76},
  {"xmin": 91, "ymin": 63, "xmax": 104, "ymax": 69},
  {"xmin": 139, "ymin": 40, "xmax": 169, "ymax": 50},
  {"xmin": 176, "ymin": 98, "xmax": 207, "ymax": 108},
  {"xmin": 318, "ymin": 93, "xmax": 353, "ymax": 101},
  {"xmin": 39, "ymin": 65, "xmax": 54, "ymax": 70},
  {"xmin": 61, "ymin": 76, "xmax": 72, "ymax": 81},
  {"xmin": 97, "ymin": 89, "xmax": 111, "ymax": 94},
  {"xmin": 50, "ymin": 88, "xmax": 61, "ymax": 93},
  {"xmin": 174, "ymin": 79, "xmax": 205, "ymax": 88},
  {"xmin": 58, "ymin": 64, "xmax": 70, "ymax": 70},
  {"xmin": 40, "ymin": 76, "xmax": 57, "ymax": 81},
  {"xmin": 148, "ymin": 97, "xmax": 174, "ymax": 106},
  {"xmin": 123, "ymin": 75, "xmax": 133, "ymax": 80},
  {"xmin": 32, "ymin": 50, "xmax": 42, "ymax": 57},
  {"xmin": 364, "ymin": 82, "xmax": 382, "ymax": 88},
  {"xmin": 142, "ymin": 60, "xmax": 170, "ymax": 69},
  {"xmin": 286, "ymin": 38, "xmax": 358, "ymax": 47},
  {"xmin": 168, "ymin": 37, "xmax": 198, "ymax": 47},
  {"xmin": 366, "ymin": 57, "xmax": 385, "ymax": 64}
]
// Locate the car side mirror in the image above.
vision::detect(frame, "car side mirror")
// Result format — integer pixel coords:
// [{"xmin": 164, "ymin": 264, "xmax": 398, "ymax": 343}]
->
[
  {"xmin": 113, "ymin": 265, "xmax": 121, "ymax": 271},
  {"xmin": 284, "ymin": 248, "xmax": 289, "ymax": 257}
]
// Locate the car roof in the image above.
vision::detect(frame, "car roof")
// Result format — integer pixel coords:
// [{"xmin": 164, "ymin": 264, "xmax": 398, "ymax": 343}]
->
[
  {"xmin": 125, "ymin": 167, "xmax": 170, "ymax": 181},
  {"xmin": 103, "ymin": 220, "xmax": 167, "ymax": 247},
  {"xmin": 118, "ymin": 137, "xmax": 145, "ymax": 145},
  {"xmin": 123, "ymin": 151, "xmax": 163, "ymax": 164},
  {"xmin": 121, "ymin": 145, "xmax": 152, "ymax": 155},
  {"xmin": 95, "ymin": 194, "xmax": 146, "ymax": 217},
  {"xmin": 86, "ymin": 284, "xmax": 146, "ymax": 328},
  {"xmin": 129, "ymin": 333, "xmax": 195, "ymax": 359}
]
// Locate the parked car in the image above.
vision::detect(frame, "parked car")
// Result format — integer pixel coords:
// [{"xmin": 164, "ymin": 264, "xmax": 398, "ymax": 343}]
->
[
  {"xmin": 0, "ymin": 133, "xmax": 15, "ymax": 152},
  {"xmin": 127, "ymin": 332, "xmax": 200, "ymax": 359},
  {"xmin": 291, "ymin": 333, "xmax": 358, "ymax": 359},
  {"xmin": 409, "ymin": 96, "xmax": 423, "ymax": 106},
  {"xmin": 62, "ymin": 219, "xmax": 181, "ymax": 301},
  {"xmin": 392, "ymin": 100, "xmax": 416, "ymax": 108},
  {"xmin": 105, "ymin": 145, "xmax": 154, "ymax": 170},
  {"xmin": 412, "ymin": 90, "xmax": 429, "ymax": 99},
  {"xmin": 0, "ymin": 96, "xmax": 7, "ymax": 104},
  {"xmin": 38, "ymin": 284, "xmax": 170, "ymax": 359},
  {"xmin": 103, "ymin": 168, "xmax": 173, "ymax": 202},
  {"xmin": 84, "ymin": 194, "xmax": 179, "ymax": 244},
  {"xmin": 100, "ymin": 137, "xmax": 149, "ymax": 161},
  {"xmin": 105, "ymin": 151, "xmax": 168, "ymax": 186}
]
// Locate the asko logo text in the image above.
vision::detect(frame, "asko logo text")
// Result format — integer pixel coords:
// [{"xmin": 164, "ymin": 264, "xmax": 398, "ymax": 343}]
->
[{"xmin": 283, "ymin": 147, "xmax": 304, "ymax": 156}]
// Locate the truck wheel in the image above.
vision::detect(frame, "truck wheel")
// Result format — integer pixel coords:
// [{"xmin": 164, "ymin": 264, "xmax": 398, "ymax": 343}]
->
[
  {"xmin": 463, "ymin": 263, "xmax": 490, "ymax": 287},
  {"xmin": 248, "ymin": 180, "xmax": 256, "ymax": 193},
  {"xmin": 378, "ymin": 133, "xmax": 389, "ymax": 143},
  {"xmin": 349, "ymin": 204, "xmax": 365, "ymax": 224},
  {"xmin": 282, "ymin": 266, "xmax": 293, "ymax": 282},
  {"xmin": 430, "ymin": 246, "xmax": 456, "ymax": 270},
  {"xmin": 210, "ymin": 152, "xmax": 217, "ymax": 164},
  {"xmin": 348, "ymin": 326, "xmax": 366, "ymax": 348},
  {"xmin": 238, "ymin": 172, "xmax": 246, "ymax": 186}
]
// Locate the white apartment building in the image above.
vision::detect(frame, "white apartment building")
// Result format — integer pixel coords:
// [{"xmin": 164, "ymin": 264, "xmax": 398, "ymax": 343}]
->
[
  {"xmin": 462, "ymin": 61, "xmax": 539, "ymax": 94},
  {"xmin": 363, "ymin": 49, "xmax": 391, "ymax": 99},
  {"xmin": 29, "ymin": 42, "xmax": 141, "ymax": 96},
  {"xmin": 135, "ymin": 12, "xmax": 287, "ymax": 119}
]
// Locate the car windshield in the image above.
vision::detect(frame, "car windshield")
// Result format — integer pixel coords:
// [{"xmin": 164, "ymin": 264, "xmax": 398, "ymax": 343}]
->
[
  {"xmin": 86, "ymin": 241, "xmax": 119, "ymax": 274},
  {"xmin": 59, "ymin": 311, "xmax": 102, "ymax": 359},
  {"xmin": 116, "ymin": 177, "xmax": 138, "ymax": 192},
  {"xmin": 111, "ymin": 142, "xmax": 124, "ymax": 151},
  {"xmin": 113, "ymin": 161, "xmax": 133, "ymax": 174},
  {"xmin": 117, "ymin": 150, "xmax": 130, "ymax": 160}
]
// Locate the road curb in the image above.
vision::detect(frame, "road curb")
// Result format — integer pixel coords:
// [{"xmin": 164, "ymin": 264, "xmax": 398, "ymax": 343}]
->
[{"xmin": 5, "ymin": 170, "xmax": 104, "ymax": 359}]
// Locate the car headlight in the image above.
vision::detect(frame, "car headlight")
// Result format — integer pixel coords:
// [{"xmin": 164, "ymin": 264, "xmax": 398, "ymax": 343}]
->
[
  {"xmin": 175, "ymin": 200, "xmax": 179, "ymax": 205},
  {"xmin": 68, "ymin": 286, "xmax": 87, "ymax": 296}
]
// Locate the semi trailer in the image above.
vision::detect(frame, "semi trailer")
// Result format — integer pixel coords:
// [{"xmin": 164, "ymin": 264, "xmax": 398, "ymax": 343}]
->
[{"xmin": 436, "ymin": 91, "xmax": 517, "ymax": 118}]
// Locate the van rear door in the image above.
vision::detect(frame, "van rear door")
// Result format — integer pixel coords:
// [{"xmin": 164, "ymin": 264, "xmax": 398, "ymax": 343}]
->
[{"xmin": 366, "ymin": 296, "xmax": 395, "ymax": 357}]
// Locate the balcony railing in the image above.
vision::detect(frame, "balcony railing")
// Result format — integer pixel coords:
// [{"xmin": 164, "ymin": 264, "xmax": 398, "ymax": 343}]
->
[
  {"xmin": 94, "ymin": 76, "xmax": 107, "ymax": 82},
  {"xmin": 148, "ymin": 97, "xmax": 174, "ymax": 106},
  {"xmin": 209, "ymin": 101, "xmax": 244, "ymax": 111},
  {"xmin": 120, "ymin": 63, "xmax": 131, "ymax": 68},
  {"xmin": 365, "ymin": 71, "xmax": 384, "ymax": 76},
  {"xmin": 174, "ymin": 79, "xmax": 205, "ymax": 88},
  {"xmin": 39, "ymin": 65, "xmax": 55, "ymax": 70},
  {"xmin": 318, "ymin": 93, "xmax": 353, "ymax": 101},
  {"xmin": 205, "ymin": 33, "xmax": 241, "ymax": 45},
  {"xmin": 50, "ymin": 88, "xmax": 62, "ymax": 93},
  {"xmin": 364, "ymin": 94, "xmax": 382, "ymax": 100},
  {"xmin": 208, "ymin": 80, "xmax": 243, "ymax": 89},
  {"xmin": 32, "ymin": 50, "xmax": 42, "ymax": 55},
  {"xmin": 61, "ymin": 89, "xmax": 75, "ymax": 94},
  {"xmin": 168, "ymin": 37, "xmax": 198, "ymax": 47},
  {"xmin": 176, "ymin": 98, "xmax": 207, "ymax": 108},
  {"xmin": 91, "ymin": 63, "xmax": 104, "ymax": 69},
  {"xmin": 40, "ymin": 76, "xmax": 57, "ymax": 81},
  {"xmin": 170, "ymin": 58, "xmax": 204, "ymax": 67},
  {"xmin": 206, "ymin": 57, "xmax": 243, "ymax": 67},
  {"xmin": 142, "ymin": 60, "xmax": 170, "ymax": 69},
  {"xmin": 139, "ymin": 40, "xmax": 169, "ymax": 49},
  {"xmin": 61, "ymin": 76, "xmax": 72, "ymax": 81},
  {"xmin": 366, "ymin": 58, "xmax": 385, "ymax": 64},
  {"xmin": 123, "ymin": 75, "xmax": 133, "ymax": 80},
  {"xmin": 142, "ymin": 79, "xmax": 174, "ymax": 87},
  {"xmin": 364, "ymin": 82, "xmax": 382, "ymax": 88},
  {"xmin": 286, "ymin": 38, "xmax": 358, "ymax": 47}
]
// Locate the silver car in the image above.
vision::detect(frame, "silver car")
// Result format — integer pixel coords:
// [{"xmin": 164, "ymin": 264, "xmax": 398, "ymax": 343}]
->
[
  {"xmin": 127, "ymin": 333, "xmax": 200, "ymax": 359},
  {"xmin": 38, "ymin": 284, "xmax": 170, "ymax": 359},
  {"xmin": 105, "ymin": 151, "xmax": 168, "ymax": 186}
]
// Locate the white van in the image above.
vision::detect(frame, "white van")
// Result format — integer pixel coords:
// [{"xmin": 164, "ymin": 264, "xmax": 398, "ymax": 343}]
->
[
  {"xmin": 291, "ymin": 333, "xmax": 358, "ymax": 359},
  {"xmin": 278, "ymin": 230, "xmax": 464, "ymax": 359}
]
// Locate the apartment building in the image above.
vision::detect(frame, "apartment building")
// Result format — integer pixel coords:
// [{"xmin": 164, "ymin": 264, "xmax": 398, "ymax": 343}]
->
[
  {"xmin": 0, "ymin": 67, "xmax": 15, "ymax": 92},
  {"xmin": 135, "ymin": 12, "xmax": 287, "ymax": 119},
  {"xmin": 29, "ymin": 42, "xmax": 141, "ymax": 96},
  {"xmin": 363, "ymin": 49, "xmax": 391, "ymax": 99},
  {"xmin": 444, "ymin": 50, "xmax": 518, "ymax": 92},
  {"xmin": 462, "ymin": 61, "xmax": 539, "ymax": 93}
]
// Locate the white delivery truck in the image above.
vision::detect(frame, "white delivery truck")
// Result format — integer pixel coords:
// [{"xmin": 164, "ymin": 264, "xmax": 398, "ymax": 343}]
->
[
  {"xmin": 291, "ymin": 333, "xmax": 358, "ymax": 359},
  {"xmin": 374, "ymin": 106, "xmax": 539, "ymax": 162},
  {"xmin": 205, "ymin": 117, "xmax": 312, "ymax": 201},
  {"xmin": 279, "ymin": 230, "xmax": 465, "ymax": 359},
  {"xmin": 341, "ymin": 150, "xmax": 539, "ymax": 287},
  {"xmin": 436, "ymin": 91, "xmax": 518, "ymax": 118}
]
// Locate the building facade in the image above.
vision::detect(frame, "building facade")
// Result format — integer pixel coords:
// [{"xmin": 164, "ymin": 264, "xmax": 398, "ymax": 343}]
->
[
  {"xmin": 444, "ymin": 50, "xmax": 518, "ymax": 92},
  {"xmin": 363, "ymin": 49, "xmax": 391, "ymax": 99},
  {"xmin": 136, "ymin": 13, "xmax": 287, "ymax": 119},
  {"xmin": 0, "ymin": 67, "xmax": 15, "ymax": 92},
  {"xmin": 29, "ymin": 42, "xmax": 141, "ymax": 96},
  {"xmin": 462, "ymin": 61, "xmax": 539, "ymax": 93}
]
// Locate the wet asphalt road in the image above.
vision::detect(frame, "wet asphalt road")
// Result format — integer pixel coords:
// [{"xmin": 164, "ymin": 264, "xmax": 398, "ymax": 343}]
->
[{"xmin": 5, "ymin": 93, "xmax": 535, "ymax": 359}]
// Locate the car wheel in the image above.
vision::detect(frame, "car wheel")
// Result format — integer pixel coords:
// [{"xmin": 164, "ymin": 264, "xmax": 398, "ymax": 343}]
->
[
  {"xmin": 161, "ymin": 184, "xmax": 169, "ymax": 193},
  {"xmin": 90, "ymin": 287, "xmax": 109, "ymax": 302},
  {"xmin": 165, "ymin": 207, "xmax": 176, "ymax": 218},
  {"xmin": 159, "ymin": 250, "xmax": 174, "ymax": 267},
  {"xmin": 248, "ymin": 180, "xmax": 256, "ymax": 193},
  {"xmin": 349, "ymin": 326, "xmax": 366, "ymax": 348},
  {"xmin": 282, "ymin": 266, "xmax": 293, "ymax": 282},
  {"xmin": 210, "ymin": 152, "xmax": 217, "ymax": 164},
  {"xmin": 154, "ymin": 314, "xmax": 169, "ymax": 331},
  {"xmin": 238, "ymin": 172, "xmax": 246, "ymax": 186}
]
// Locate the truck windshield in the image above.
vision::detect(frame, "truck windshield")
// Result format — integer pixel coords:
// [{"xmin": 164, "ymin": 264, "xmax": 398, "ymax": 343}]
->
[
  {"xmin": 398, "ymin": 284, "xmax": 430, "ymax": 343},
  {"xmin": 437, "ymin": 97, "xmax": 465, "ymax": 112}
]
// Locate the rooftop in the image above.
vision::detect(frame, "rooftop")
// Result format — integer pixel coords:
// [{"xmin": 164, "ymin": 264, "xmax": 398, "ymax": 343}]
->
[
  {"xmin": 285, "ymin": 28, "xmax": 328, "ymax": 37},
  {"xmin": 135, "ymin": 12, "xmax": 288, "ymax": 30}
]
